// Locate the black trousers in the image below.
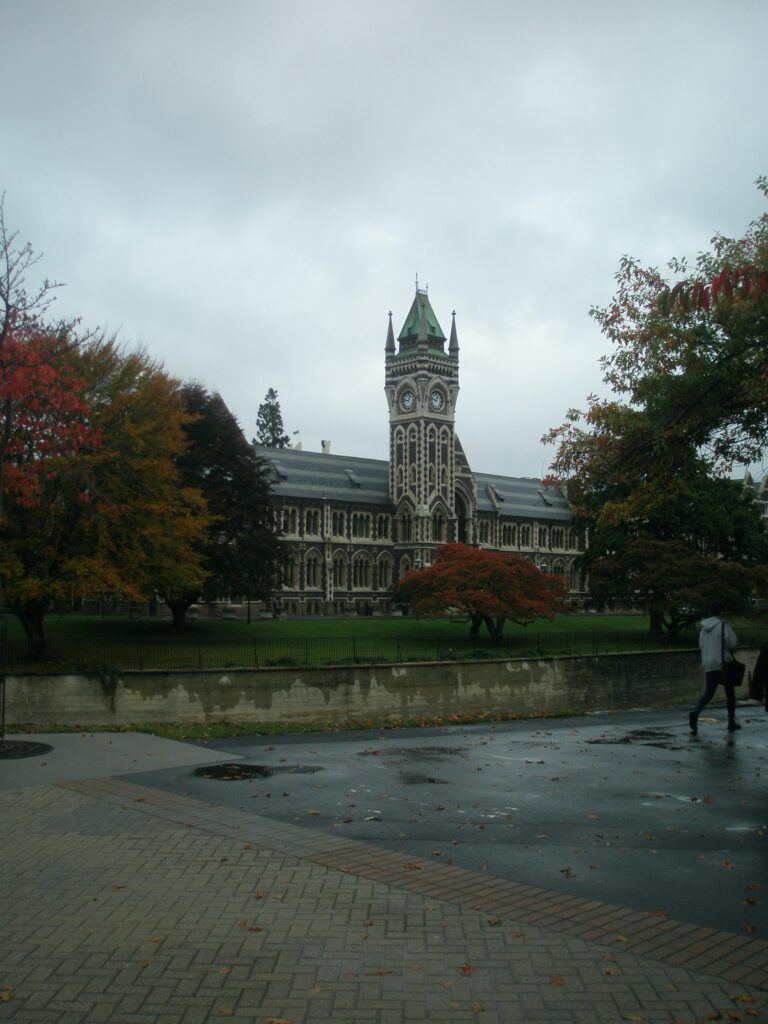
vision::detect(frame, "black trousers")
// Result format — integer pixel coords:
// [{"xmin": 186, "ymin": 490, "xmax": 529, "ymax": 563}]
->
[{"xmin": 693, "ymin": 670, "xmax": 736, "ymax": 718}]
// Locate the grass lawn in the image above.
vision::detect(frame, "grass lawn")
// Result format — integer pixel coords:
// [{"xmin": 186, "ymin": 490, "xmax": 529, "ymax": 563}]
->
[{"xmin": 3, "ymin": 610, "xmax": 764, "ymax": 672}]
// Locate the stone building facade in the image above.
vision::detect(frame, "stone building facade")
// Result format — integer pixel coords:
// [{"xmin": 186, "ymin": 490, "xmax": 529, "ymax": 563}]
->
[{"xmin": 254, "ymin": 287, "xmax": 585, "ymax": 616}]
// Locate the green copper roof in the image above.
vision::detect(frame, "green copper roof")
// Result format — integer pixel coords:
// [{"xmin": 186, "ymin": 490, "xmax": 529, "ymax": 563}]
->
[{"xmin": 398, "ymin": 290, "xmax": 446, "ymax": 344}]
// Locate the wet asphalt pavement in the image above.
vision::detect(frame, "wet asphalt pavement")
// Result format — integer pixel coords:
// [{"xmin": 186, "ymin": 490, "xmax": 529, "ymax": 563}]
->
[{"xmin": 126, "ymin": 705, "xmax": 768, "ymax": 938}]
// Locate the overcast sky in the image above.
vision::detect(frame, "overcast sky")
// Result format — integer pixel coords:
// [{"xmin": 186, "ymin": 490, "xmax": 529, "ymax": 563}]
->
[{"xmin": 1, "ymin": 0, "xmax": 766, "ymax": 479}]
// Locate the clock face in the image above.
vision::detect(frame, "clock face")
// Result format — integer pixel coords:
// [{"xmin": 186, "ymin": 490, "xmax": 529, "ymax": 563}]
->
[
  {"xmin": 429, "ymin": 389, "xmax": 445, "ymax": 412},
  {"xmin": 400, "ymin": 389, "xmax": 416, "ymax": 411}
]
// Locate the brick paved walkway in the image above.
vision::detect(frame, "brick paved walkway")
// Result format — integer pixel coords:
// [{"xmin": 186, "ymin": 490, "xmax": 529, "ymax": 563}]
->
[{"xmin": 1, "ymin": 738, "xmax": 766, "ymax": 1023}]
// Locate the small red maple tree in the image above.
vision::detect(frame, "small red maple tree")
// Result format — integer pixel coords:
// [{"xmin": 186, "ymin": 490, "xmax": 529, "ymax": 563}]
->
[
  {"xmin": 394, "ymin": 543, "xmax": 566, "ymax": 641},
  {"xmin": 0, "ymin": 194, "xmax": 99, "ymax": 521}
]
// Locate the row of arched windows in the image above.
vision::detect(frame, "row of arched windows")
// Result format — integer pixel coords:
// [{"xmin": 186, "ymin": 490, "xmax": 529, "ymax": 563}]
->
[
  {"xmin": 277, "ymin": 507, "xmax": 394, "ymax": 539},
  {"xmin": 283, "ymin": 551, "xmax": 395, "ymax": 591}
]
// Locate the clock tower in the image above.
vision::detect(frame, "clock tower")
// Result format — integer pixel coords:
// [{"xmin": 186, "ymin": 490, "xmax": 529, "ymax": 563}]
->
[{"xmin": 384, "ymin": 285, "xmax": 462, "ymax": 569}]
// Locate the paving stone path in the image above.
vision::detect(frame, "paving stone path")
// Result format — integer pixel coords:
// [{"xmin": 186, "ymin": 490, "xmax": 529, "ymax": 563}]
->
[{"xmin": 1, "ymin": 737, "xmax": 766, "ymax": 1024}]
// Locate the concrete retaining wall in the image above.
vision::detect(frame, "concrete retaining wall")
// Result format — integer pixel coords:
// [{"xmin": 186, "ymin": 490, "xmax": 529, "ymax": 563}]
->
[{"xmin": 6, "ymin": 647, "xmax": 759, "ymax": 727}]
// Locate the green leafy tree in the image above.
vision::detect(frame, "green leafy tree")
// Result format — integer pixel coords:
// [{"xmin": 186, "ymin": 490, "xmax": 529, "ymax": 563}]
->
[
  {"xmin": 394, "ymin": 543, "xmax": 566, "ymax": 642},
  {"xmin": 160, "ymin": 383, "xmax": 282, "ymax": 627},
  {"xmin": 255, "ymin": 387, "xmax": 290, "ymax": 448},
  {"xmin": 545, "ymin": 178, "xmax": 768, "ymax": 631}
]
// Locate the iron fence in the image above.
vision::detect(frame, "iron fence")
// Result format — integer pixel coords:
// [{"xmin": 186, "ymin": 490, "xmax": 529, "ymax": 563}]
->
[{"xmin": 6, "ymin": 626, "xmax": 765, "ymax": 674}]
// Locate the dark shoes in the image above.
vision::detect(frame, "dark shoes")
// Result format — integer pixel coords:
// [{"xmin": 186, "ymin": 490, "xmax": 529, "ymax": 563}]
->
[
  {"xmin": 689, "ymin": 712, "xmax": 698, "ymax": 735},
  {"xmin": 728, "ymin": 720, "xmax": 742, "ymax": 731}
]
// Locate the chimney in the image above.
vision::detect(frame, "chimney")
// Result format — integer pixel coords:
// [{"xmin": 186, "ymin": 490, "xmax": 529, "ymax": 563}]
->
[{"xmin": 321, "ymin": 440, "xmax": 331, "ymax": 454}]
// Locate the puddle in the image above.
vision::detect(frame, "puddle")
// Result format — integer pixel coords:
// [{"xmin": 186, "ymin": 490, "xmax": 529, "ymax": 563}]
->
[
  {"xmin": 360, "ymin": 745, "xmax": 467, "ymax": 760},
  {"xmin": 194, "ymin": 763, "xmax": 322, "ymax": 780},
  {"xmin": 586, "ymin": 729, "xmax": 686, "ymax": 750},
  {"xmin": 0, "ymin": 740, "xmax": 53, "ymax": 760},
  {"xmin": 399, "ymin": 772, "xmax": 448, "ymax": 785}
]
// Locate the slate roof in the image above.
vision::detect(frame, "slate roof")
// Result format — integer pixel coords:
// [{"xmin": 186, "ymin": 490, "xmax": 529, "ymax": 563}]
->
[
  {"xmin": 255, "ymin": 445, "xmax": 389, "ymax": 506},
  {"xmin": 474, "ymin": 471, "xmax": 572, "ymax": 522},
  {"xmin": 255, "ymin": 444, "xmax": 571, "ymax": 522}
]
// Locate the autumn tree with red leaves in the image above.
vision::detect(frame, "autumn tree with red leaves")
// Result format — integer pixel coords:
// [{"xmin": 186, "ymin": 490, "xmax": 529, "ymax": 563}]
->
[
  {"xmin": 544, "ymin": 178, "xmax": 768, "ymax": 632},
  {"xmin": 0, "ymin": 198, "xmax": 209, "ymax": 656},
  {"xmin": 393, "ymin": 543, "xmax": 566, "ymax": 641}
]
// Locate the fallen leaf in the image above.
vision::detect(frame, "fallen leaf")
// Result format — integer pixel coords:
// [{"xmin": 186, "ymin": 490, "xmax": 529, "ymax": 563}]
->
[
  {"xmin": 307, "ymin": 987, "xmax": 323, "ymax": 996},
  {"xmin": 471, "ymin": 1003, "xmax": 484, "ymax": 1013},
  {"xmin": 307, "ymin": 810, "xmax": 320, "ymax": 816},
  {"xmin": 458, "ymin": 964, "xmax": 476, "ymax": 976},
  {"xmin": 731, "ymin": 995, "xmax": 756, "ymax": 1004},
  {"xmin": 549, "ymin": 976, "xmax": 565, "ymax": 986},
  {"xmin": 560, "ymin": 867, "xmax": 574, "ymax": 878},
  {"xmin": 623, "ymin": 1016, "xmax": 642, "ymax": 1022},
  {"xmin": 721, "ymin": 861, "xmax": 736, "ymax": 870},
  {"xmin": 111, "ymin": 883, "xmax": 127, "ymax": 890},
  {"xmin": 369, "ymin": 969, "xmax": 394, "ymax": 976},
  {"xmin": 487, "ymin": 917, "xmax": 502, "ymax": 927},
  {"xmin": 218, "ymin": 967, "xmax": 231, "ymax": 975},
  {"xmin": 647, "ymin": 909, "xmax": 667, "ymax": 918},
  {"xmin": 587, "ymin": 814, "xmax": 600, "ymax": 820},
  {"xmin": 703, "ymin": 795, "xmax": 715, "ymax": 804},
  {"xmin": 133, "ymin": 796, "xmax": 146, "ymax": 802},
  {"xmin": 741, "ymin": 924, "xmax": 757, "ymax": 934},
  {"xmin": 604, "ymin": 964, "xmax": 620, "ymax": 976},
  {"xmin": 0, "ymin": 987, "xmax": 13, "ymax": 1003},
  {"xmin": 615, "ymin": 935, "xmax": 629, "ymax": 943},
  {"xmin": 404, "ymin": 862, "xmax": 423, "ymax": 870}
]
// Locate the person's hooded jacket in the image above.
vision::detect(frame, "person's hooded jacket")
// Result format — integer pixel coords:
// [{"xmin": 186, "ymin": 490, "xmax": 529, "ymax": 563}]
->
[{"xmin": 699, "ymin": 616, "xmax": 737, "ymax": 673}]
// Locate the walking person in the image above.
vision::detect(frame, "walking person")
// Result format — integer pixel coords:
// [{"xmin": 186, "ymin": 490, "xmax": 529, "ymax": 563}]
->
[
  {"xmin": 751, "ymin": 641, "xmax": 768, "ymax": 711},
  {"xmin": 689, "ymin": 602, "xmax": 740, "ymax": 734}
]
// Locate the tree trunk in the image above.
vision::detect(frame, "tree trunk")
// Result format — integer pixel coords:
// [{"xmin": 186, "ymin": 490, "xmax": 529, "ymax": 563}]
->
[
  {"xmin": 469, "ymin": 613, "xmax": 482, "ymax": 638},
  {"xmin": 649, "ymin": 607, "xmax": 665, "ymax": 635},
  {"xmin": 13, "ymin": 600, "xmax": 49, "ymax": 660},
  {"xmin": 166, "ymin": 599, "xmax": 192, "ymax": 629},
  {"xmin": 482, "ymin": 614, "xmax": 504, "ymax": 644}
]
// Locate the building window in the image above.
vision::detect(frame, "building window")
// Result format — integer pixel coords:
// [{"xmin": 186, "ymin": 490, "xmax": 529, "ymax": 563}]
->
[
  {"xmin": 378, "ymin": 556, "xmax": 392, "ymax": 590},
  {"xmin": 332, "ymin": 511, "xmax": 346, "ymax": 537},
  {"xmin": 519, "ymin": 525, "xmax": 531, "ymax": 547},
  {"xmin": 305, "ymin": 509, "xmax": 320, "ymax": 535},
  {"xmin": 283, "ymin": 555, "xmax": 298, "ymax": 588},
  {"xmin": 432, "ymin": 512, "xmax": 444, "ymax": 542},
  {"xmin": 478, "ymin": 520, "xmax": 490, "ymax": 544},
  {"xmin": 305, "ymin": 552, "xmax": 321, "ymax": 588},
  {"xmin": 352, "ymin": 554, "xmax": 371, "ymax": 588},
  {"xmin": 332, "ymin": 555, "xmax": 346, "ymax": 589},
  {"xmin": 377, "ymin": 514, "xmax": 390, "ymax": 539},
  {"xmin": 400, "ymin": 512, "xmax": 412, "ymax": 542},
  {"xmin": 538, "ymin": 526, "xmax": 548, "ymax": 548},
  {"xmin": 352, "ymin": 513, "xmax": 371, "ymax": 538}
]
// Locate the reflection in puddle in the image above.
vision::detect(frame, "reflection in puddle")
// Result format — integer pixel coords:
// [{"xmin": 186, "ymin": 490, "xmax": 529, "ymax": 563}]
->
[
  {"xmin": 194, "ymin": 763, "xmax": 322, "ymax": 780},
  {"xmin": 586, "ymin": 729, "xmax": 687, "ymax": 751},
  {"xmin": 399, "ymin": 772, "xmax": 448, "ymax": 785}
]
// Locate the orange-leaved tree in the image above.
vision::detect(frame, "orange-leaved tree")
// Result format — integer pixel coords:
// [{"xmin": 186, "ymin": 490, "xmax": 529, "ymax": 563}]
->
[
  {"xmin": 0, "ymin": 198, "xmax": 210, "ymax": 655},
  {"xmin": 393, "ymin": 543, "xmax": 566, "ymax": 642},
  {"xmin": 1, "ymin": 335, "xmax": 211, "ymax": 657}
]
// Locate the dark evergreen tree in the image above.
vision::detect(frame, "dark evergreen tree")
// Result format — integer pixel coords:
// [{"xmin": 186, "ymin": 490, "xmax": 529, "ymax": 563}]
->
[
  {"xmin": 255, "ymin": 387, "xmax": 290, "ymax": 448},
  {"xmin": 160, "ymin": 383, "xmax": 282, "ymax": 627}
]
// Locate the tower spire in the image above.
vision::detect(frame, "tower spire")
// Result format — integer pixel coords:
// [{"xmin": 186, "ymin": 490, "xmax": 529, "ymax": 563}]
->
[
  {"xmin": 449, "ymin": 310, "xmax": 459, "ymax": 356},
  {"xmin": 385, "ymin": 310, "xmax": 395, "ymax": 354}
]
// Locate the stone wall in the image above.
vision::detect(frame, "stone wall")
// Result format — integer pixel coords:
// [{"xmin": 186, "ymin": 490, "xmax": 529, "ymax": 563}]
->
[{"xmin": 6, "ymin": 648, "xmax": 759, "ymax": 728}]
